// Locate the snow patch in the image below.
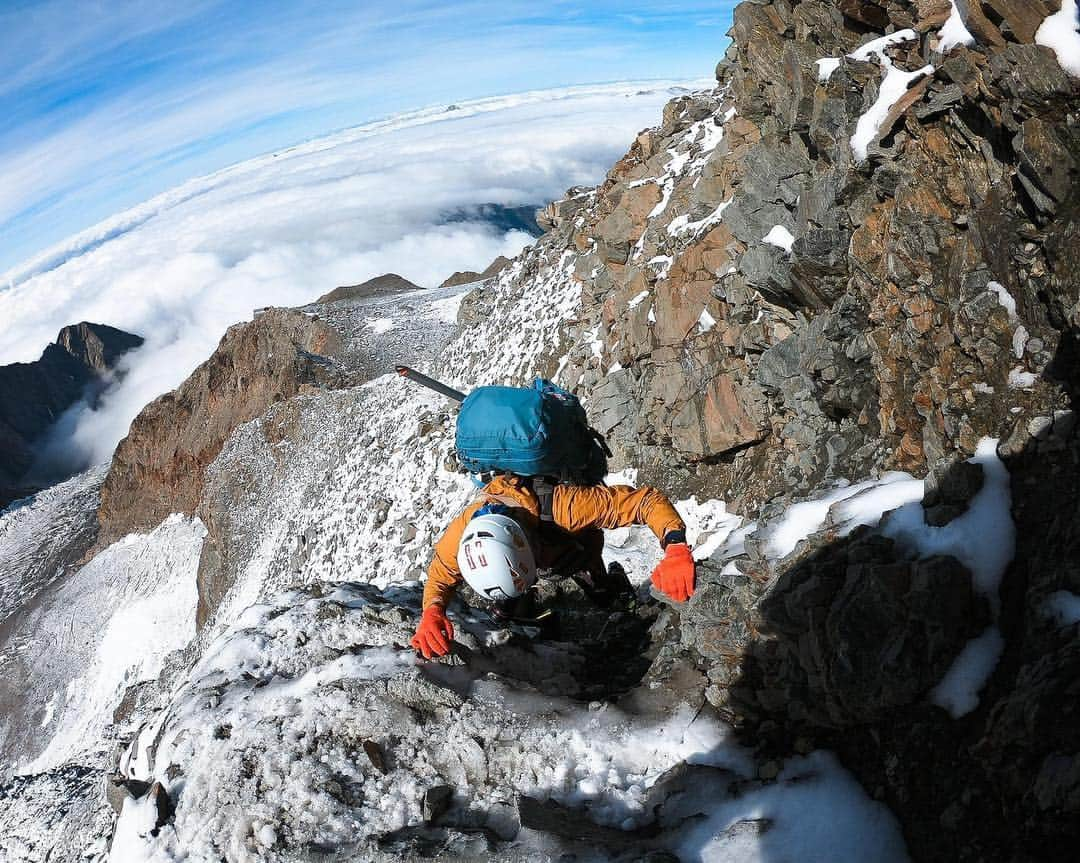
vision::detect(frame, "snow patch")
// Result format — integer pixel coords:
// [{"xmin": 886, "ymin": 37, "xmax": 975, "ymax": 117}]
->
[
  {"xmin": 668, "ymin": 198, "xmax": 732, "ymax": 238},
  {"xmin": 679, "ymin": 497, "xmax": 742, "ymax": 562},
  {"xmin": 109, "ymin": 793, "xmax": 161, "ymax": 862},
  {"xmin": 816, "ymin": 57, "xmax": 842, "ymax": 81},
  {"xmin": 987, "ymin": 281, "xmax": 1018, "ymax": 320},
  {"xmin": 628, "ymin": 289, "xmax": 651, "ymax": 309},
  {"xmin": 766, "ymin": 473, "xmax": 923, "ymax": 559},
  {"xmin": 848, "ymin": 31, "xmax": 934, "ymax": 162},
  {"xmin": 1013, "ymin": 324, "xmax": 1029, "ymax": 359},
  {"xmin": 930, "ymin": 626, "xmax": 1005, "ymax": 718},
  {"xmin": 939, "ymin": 1, "xmax": 976, "ymax": 53},
  {"xmin": 648, "ymin": 255, "xmax": 674, "ymax": 280},
  {"xmin": 428, "ymin": 290, "xmax": 468, "ymax": 324},
  {"xmin": 763, "ymin": 224, "xmax": 796, "ymax": 252},
  {"xmin": 1008, "ymin": 367, "xmax": 1038, "ymax": 389},
  {"xmin": 882, "ymin": 438, "xmax": 1014, "ymax": 605},
  {"xmin": 364, "ymin": 317, "xmax": 396, "ymax": 335},
  {"xmin": 672, "ymin": 751, "xmax": 909, "ymax": 863},
  {"xmin": 1036, "ymin": 0, "xmax": 1080, "ymax": 77},
  {"xmin": 698, "ymin": 309, "xmax": 717, "ymax": 333},
  {"xmin": 1043, "ymin": 590, "xmax": 1080, "ymax": 627},
  {"xmin": 848, "ymin": 30, "xmax": 920, "ymax": 62}
]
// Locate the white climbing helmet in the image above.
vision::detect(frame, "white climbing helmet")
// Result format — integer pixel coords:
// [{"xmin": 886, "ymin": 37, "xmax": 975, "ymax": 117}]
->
[{"xmin": 457, "ymin": 513, "xmax": 537, "ymax": 602}]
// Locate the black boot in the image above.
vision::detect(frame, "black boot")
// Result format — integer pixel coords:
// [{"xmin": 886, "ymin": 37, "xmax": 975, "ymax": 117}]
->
[{"xmin": 579, "ymin": 561, "xmax": 634, "ymax": 609}]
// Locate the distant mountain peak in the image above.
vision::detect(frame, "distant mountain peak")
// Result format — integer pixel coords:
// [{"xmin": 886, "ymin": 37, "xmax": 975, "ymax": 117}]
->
[
  {"xmin": 0, "ymin": 322, "xmax": 143, "ymax": 509},
  {"xmin": 55, "ymin": 322, "xmax": 145, "ymax": 374},
  {"xmin": 314, "ymin": 273, "xmax": 421, "ymax": 305}
]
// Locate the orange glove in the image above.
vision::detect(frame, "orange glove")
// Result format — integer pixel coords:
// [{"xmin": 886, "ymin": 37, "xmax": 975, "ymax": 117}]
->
[
  {"xmin": 651, "ymin": 543, "xmax": 695, "ymax": 602},
  {"xmin": 410, "ymin": 605, "xmax": 455, "ymax": 658}
]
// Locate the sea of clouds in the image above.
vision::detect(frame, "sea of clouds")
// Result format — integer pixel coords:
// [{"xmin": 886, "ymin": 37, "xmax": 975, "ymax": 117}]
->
[{"xmin": 0, "ymin": 81, "xmax": 697, "ymax": 478}]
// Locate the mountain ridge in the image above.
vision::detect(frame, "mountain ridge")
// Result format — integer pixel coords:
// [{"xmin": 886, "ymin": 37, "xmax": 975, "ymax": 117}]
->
[{"xmin": 1, "ymin": 1, "xmax": 1078, "ymax": 860}]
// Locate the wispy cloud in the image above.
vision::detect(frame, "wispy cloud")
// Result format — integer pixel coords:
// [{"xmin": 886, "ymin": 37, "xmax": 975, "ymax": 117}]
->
[
  {"xmin": 0, "ymin": 83, "xmax": 698, "ymax": 473},
  {"xmin": 0, "ymin": 1, "xmax": 733, "ymax": 271}
]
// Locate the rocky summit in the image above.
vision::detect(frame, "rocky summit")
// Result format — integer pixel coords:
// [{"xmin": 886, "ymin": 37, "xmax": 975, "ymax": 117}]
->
[
  {"xmin": 315, "ymin": 273, "xmax": 422, "ymax": 305},
  {"xmin": 1, "ymin": 2, "xmax": 1078, "ymax": 862}
]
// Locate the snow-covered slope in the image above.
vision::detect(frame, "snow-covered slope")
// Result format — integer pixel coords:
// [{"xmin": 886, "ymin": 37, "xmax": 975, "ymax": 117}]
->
[
  {"xmin": 110, "ymin": 580, "xmax": 909, "ymax": 862},
  {"xmin": 0, "ymin": 466, "xmax": 105, "ymax": 627},
  {"xmin": 1, "ymin": 512, "xmax": 205, "ymax": 776}
]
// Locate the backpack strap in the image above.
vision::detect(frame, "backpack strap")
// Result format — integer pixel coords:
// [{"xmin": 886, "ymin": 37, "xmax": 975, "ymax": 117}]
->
[
  {"xmin": 531, "ymin": 477, "xmax": 555, "ymax": 524},
  {"xmin": 589, "ymin": 427, "xmax": 613, "ymax": 459},
  {"xmin": 525, "ymin": 475, "xmax": 590, "ymax": 578}
]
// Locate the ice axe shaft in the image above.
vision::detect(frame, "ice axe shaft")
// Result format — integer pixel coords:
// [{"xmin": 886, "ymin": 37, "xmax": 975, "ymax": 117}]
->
[{"xmin": 396, "ymin": 365, "xmax": 466, "ymax": 403}]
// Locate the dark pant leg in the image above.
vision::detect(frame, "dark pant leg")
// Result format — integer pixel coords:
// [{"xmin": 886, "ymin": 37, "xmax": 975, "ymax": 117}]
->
[{"xmin": 571, "ymin": 528, "xmax": 607, "ymax": 587}]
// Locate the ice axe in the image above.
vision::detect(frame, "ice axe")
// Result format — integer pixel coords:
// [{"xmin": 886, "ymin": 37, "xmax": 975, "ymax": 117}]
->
[{"xmin": 395, "ymin": 365, "xmax": 466, "ymax": 403}]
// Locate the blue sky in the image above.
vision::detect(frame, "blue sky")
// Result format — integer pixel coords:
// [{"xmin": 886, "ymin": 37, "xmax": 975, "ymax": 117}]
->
[{"xmin": 0, "ymin": 0, "xmax": 733, "ymax": 273}]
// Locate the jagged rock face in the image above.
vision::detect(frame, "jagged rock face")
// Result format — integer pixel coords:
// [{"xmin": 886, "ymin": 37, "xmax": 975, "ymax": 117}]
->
[
  {"xmin": 511, "ymin": 0, "xmax": 1080, "ymax": 512},
  {"xmin": 97, "ymin": 309, "xmax": 343, "ymax": 546},
  {"xmin": 0, "ymin": 323, "xmax": 143, "ymax": 509},
  {"xmin": 438, "ymin": 2, "xmax": 1078, "ymax": 859},
  {"xmin": 54, "ymin": 322, "xmax": 144, "ymax": 375}
]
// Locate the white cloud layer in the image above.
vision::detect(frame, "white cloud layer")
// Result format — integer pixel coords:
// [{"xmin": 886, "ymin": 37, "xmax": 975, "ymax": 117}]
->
[{"xmin": 0, "ymin": 82, "xmax": 693, "ymax": 473}]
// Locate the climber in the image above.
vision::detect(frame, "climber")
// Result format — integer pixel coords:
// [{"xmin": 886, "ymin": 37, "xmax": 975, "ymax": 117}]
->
[{"xmin": 410, "ymin": 474, "xmax": 695, "ymax": 659}]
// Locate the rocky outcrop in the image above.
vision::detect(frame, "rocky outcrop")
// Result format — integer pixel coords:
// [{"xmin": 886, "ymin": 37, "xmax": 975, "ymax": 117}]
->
[
  {"xmin": 439, "ymin": 255, "xmax": 512, "ymax": 288},
  {"xmin": 54, "ymin": 322, "xmax": 144, "ymax": 374},
  {"xmin": 315, "ymin": 273, "xmax": 421, "ymax": 305},
  {"xmin": 0, "ymin": 323, "xmax": 143, "ymax": 509},
  {"xmin": 518, "ymin": 0, "xmax": 1080, "ymax": 512},
  {"xmin": 449, "ymin": 1, "xmax": 1079, "ymax": 859},
  {"xmin": 96, "ymin": 309, "xmax": 343, "ymax": 546}
]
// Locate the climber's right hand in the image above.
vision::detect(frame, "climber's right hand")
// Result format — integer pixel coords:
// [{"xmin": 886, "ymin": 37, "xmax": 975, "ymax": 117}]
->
[
  {"xmin": 651, "ymin": 542, "xmax": 696, "ymax": 603},
  {"xmin": 410, "ymin": 604, "xmax": 455, "ymax": 659}
]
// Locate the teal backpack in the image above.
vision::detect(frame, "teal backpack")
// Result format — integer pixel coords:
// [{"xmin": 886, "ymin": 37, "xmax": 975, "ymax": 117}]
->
[
  {"xmin": 395, "ymin": 367, "xmax": 610, "ymax": 485},
  {"xmin": 454, "ymin": 379, "xmax": 609, "ymax": 484}
]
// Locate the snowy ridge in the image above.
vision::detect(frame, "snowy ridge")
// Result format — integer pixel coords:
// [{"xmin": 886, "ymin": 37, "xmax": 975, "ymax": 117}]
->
[
  {"xmin": 20, "ymin": 515, "xmax": 206, "ymax": 774},
  {"xmin": 0, "ymin": 465, "xmax": 106, "ymax": 626},
  {"xmin": 439, "ymin": 247, "xmax": 582, "ymax": 389}
]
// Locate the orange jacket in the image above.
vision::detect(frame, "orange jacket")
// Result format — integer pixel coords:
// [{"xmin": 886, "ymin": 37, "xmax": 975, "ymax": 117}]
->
[{"xmin": 423, "ymin": 475, "xmax": 685, "ymax": 608}]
